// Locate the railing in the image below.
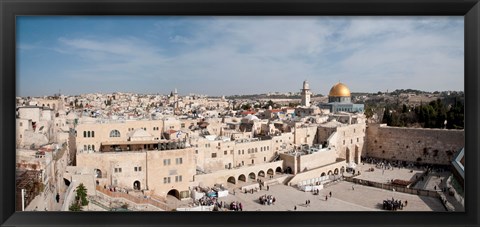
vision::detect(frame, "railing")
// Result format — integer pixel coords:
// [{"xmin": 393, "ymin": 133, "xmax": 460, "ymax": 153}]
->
[
  {"xmin": 95, "ymin": 186, "xmax": 171, "ymax": 211},
  {"xmin": 344, "ymin": 177, "xmax": 441, "ymax": 198}
]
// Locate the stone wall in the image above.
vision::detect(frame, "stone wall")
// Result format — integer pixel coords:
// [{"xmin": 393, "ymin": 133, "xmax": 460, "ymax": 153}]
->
[
  {"xmin": 297, "ymin": 148, "xmax": 338, "ymax": 172},
  {"xmin": 366, "ymin": 124, "xmax": 464, "ymax": 165}
]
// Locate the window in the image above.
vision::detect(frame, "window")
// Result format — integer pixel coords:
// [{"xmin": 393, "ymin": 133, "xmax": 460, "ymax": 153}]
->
[
  {"xmin": 264, "ymin": 157, "xmax": 266, "ymax": 161},
  {"xmin": 138, "ymin": 167, "xmax": 142, "ymax": 171},
  {"xmin": 134, "ymin": 167, "xmax": 138, "ymax": 171},
  {"xmin": 238, "ymin": 150, "xmax": 241, "ymax": 155},
  {"xmin": 212, "ymin": 153, "xmax": 217, "ymax": 158},
  {"xmin": 84, "ymin": 145, "xmax": 87, "ymax": 150},
  {"xmin": 357, "ymin": 138, "xmax": 359, "ymax": 142},
  {"xmin": 92, "ymin": 131, "xmax": 94, "ymax": 137},
  {"xmin": 83, "ymin": 131, "xmax": 87, "ymax": 138},
  {"xmin": 224, "ymin": 150, "xmax": 227, "ymax": 155},
  {"xmin": 176, "ymin": 158, "xmax": 183, "ymax": 164},
  {"xmin": 195, "ymin": 150, "xmax": 198, "ymax": 154},
  {"xmin": 181, "ymin": 123, "xmax": 185, "ymax": 128},
  {"xmin": 163, "ymin": 159, "xmax": 171, "ymax": 165},
  {"xmin": 175, "ymin": 175, "xmax": 183, "ymax": 182},
  {"xmin": 260, "ymin": 147, "xmax": 263, "ymax": 152},
  {"xmin": 343, "ymin": 140, "xmax": 345, "ymax": 145},
  {"xmin": 20, "ymin": 122, "xmax": 23, "ymax": 127},
  {"xmin": 118, "ymin": 168, "xmax": 122, "ymax": 173},
  {"xmin": 110, "ymin": 129, "xmax": 121, "ymax": 137},
  {"xmin": 92, "ymin": 145, "xmax": 95, "ymax": 151},
  {"xmin": 164, "ymin": 177, "xmax": 171, "ymax": 184},
  {"xmin": 87, "ymin": 131, "xmax": 91, "ymax": 137},
  {"xmin": 255, "ymin": 148, "xmax": 258, "ymax": 153},
  {"xmin": 20, "ymin": 134, "xmax": 22, "ymax": 138},
  {"xmin": 242, "ymin": 150, "xmax": 244, "ymax": 154}
]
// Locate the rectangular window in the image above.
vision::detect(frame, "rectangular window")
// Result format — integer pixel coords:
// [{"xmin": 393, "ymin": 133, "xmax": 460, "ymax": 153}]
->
[
  {"xmin": 92, "ymin": 131, "xmax": 95, "ymax": 137},
  {"xmin": 224, "ymin": 150, "xmax": 227, "ymax": 155},
  {"xmin": 20, "ymin": 122, "xmax": 23, "ymax": 127},
  {"xmin": 164, "ymin": 177, "xmax": 169, "ymax": 184},
  {"xmin": 181, "ymin": 123, "xmax": 185, "ymax": 128},
  {"xmin": 357, "ymin": 138, "xmax": 359, "ymax": 142},
  {"xmin": 118, "ymin": 168, "xmax": 122, "ymax": 173},
  {"xmin": 134, "ymin": 167, "xmax": 138, "ymax": 171},
  {"xmin": 212, "ymin": 153, "xmax": 217, "ymax": 158},
  {"xmin": 176, "ymin": 158, "xmax": 183, "ymax": 164},
  {"xmin": 164, "ymin": 159, "xmax": 171, "ymax": 165},
  {"xmin": 175, "ymin": 175, "xmax": 183, "ymax": 182},
  {"xmin": 238, "ymin": 150, "xmax": 241, "ymax": 155},
  {"xmin": 138, "ymin": 166, "xmax": 142, "ymax": 171}
]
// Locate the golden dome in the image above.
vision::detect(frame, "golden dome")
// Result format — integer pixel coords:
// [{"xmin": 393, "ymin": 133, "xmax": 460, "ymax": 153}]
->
[{"xmin": 329, "ymin": 82, "xmax": 351, "ymax": 97}]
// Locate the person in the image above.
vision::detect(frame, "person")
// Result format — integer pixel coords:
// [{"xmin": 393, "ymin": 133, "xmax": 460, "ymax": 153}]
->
[
  {"xmin": 329, "ymin": 191, "xmax": 332, "ymax": 197},
  {"xmin": 267, "ymin": 185, "xmax": 269, "ymax": 191},
  {"xmin": 55, "ymin": 193, "xmax": 60, "ymax": 203},
  {"xmin": 294, "ymin": 206, "xmax": 297, "ymax": 211},
  {"xmin": 352, "ymin": 186, "xmax": 354, "ymax": 190},
  {"xmin": 325, "ymin": 195, "xmax": 328, "ymax": 201},
  {"xmin": 306, "ymin": 200, "xmax": 308, "ymax": 205},
  {"xmin": 405, "ymin": 200, "xmax": 408, "ymax": 207}
]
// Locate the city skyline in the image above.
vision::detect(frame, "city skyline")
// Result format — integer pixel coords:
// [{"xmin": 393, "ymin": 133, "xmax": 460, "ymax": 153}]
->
[{"xmin": 17, "ymin": 16, "xmax": 464, "ymax": 97}]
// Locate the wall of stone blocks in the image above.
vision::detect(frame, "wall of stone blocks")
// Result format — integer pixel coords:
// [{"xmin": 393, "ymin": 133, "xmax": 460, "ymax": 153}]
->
[
  {"xmin": 297, "ymin": 148, "xmax": 338, "ymax": 172},
  {"xmin": 365, "ymin": 124, "xmax": 464, "ymax": 165}
]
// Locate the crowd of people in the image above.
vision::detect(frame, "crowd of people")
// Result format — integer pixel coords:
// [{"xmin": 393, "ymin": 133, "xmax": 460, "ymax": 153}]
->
[
  {"xmin": 382, "ymin": 197, "xmax": 407, "ymax": 211},
  {"xmin": 258, "ymin": 194, "xmax": 276, "ymax": 205}
]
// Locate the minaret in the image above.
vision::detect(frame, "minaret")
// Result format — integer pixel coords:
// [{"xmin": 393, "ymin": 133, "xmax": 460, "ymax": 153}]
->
[
  {"xmin": 301, "ymin": 80, "xmax": 311, "ymax": 107},
  {"xmin": 174, "ymin": 88, "xmax": 179, "ymax": 109}
]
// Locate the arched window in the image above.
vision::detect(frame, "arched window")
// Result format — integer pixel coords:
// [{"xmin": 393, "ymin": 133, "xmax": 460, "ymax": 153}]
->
[
  {"xmin": 92, "ymin": 131, "xmax": 95, "ymax": 137},
  {"xmin": 110, "ymin": 129, "xmax": 121, "ymax": 137},
  {"xmin": 92, "ymin": 145, "xmax": 95, "ymax": 151},
  {"xmin": 83, "ymin": 131, "xmax": 87, "ymax": 138},
  {"xmin": 87, "ymin": 131, "xmax": 91, "ymax": 138}
]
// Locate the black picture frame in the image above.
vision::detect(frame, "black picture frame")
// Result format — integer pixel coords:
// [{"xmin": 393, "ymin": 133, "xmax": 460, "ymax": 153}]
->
[{"xmin": 1, "ymin": 0, "xmax": 479, "ymax": 226}]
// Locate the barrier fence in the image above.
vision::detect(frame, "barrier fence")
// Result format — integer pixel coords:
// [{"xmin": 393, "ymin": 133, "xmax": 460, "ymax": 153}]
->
[
  {"xmin": 95, "ymin": 186, "xmax": 172, "ymax": 211},
  {"xmin": 344, "ymin": 177, "xmax": 441, "ymax": 198}
]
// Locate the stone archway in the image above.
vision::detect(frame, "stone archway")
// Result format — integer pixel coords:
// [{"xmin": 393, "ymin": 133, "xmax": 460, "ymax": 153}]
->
[
  {"xmin": 249, "ymin": 172, "xmax": 256, "ymax": 181},
  {"xmin": 321, "ymin": 172, "xmax": 326, "ymax": 177},
  {"xmin": 267, "ymin": 169, "xmax": 274, "ymax": 176},
  {"xmin": 285, "ymin": 167, "xmax": 292, "ymax": 174},
  {"xmin": 334, "ymin": 168, "xmax": 339, "ymax": 175},
  {"xmin": 133, "ymin": 180, "xmax": 141, "ymax": 190},
  {"xmin": 276, "ymin": 167, "xmax": 283, "ymax": 173},
  {"xmin": 167, "ymin": 189, "xmax": 180, "ymax": 200},
  {"xmin": 327, "ymin": 170, "xmax": 333, "ymax": 175},
  {"xmin": 238, "ymin": 174, "xmax": 246, "ymax": 182},
  {"xmin": 258, "ymin": 170, "xmax": 265, "ymax": 178},
  {"xmin": 227, "ymin": 176, "xmax": 236, "ymax": 184},
  {"xmin": 94, "ymin": 169, "xmax": 102, "ymax": 178}
]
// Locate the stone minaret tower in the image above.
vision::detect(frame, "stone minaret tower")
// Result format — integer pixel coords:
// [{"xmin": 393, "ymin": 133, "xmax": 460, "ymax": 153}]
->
[{"xmin": 301, "ymin": 80, "xmax": 311, "ymax": 107}]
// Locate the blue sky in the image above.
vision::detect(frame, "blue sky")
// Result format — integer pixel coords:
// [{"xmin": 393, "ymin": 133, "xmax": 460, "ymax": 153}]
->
[{"xmin": 17, "ymin": 16, "xmax": 464, "ymax": 97}]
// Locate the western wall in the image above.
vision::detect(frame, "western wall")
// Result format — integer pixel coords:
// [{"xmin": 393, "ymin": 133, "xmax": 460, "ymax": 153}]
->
[{"xmin": 365, "ymin": 124, "xmax": 464, "ymax": 165}]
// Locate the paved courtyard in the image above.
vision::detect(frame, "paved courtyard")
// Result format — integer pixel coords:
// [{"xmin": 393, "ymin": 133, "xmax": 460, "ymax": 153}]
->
[
  {"xmin": 213, "ymin": 181, "xmax": 445, "ymax": 212},
  {"xmin": 354, "ymin": 163, "xmax": 424, "ymax": 184}
]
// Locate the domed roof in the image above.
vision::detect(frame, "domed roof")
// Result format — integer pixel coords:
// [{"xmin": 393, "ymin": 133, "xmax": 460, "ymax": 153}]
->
[{"xmin": 329, "ymin": 82, "xmax": 351, "ymax": 97}]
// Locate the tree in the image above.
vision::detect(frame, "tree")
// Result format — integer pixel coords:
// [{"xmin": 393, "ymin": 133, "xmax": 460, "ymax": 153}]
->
[
  {"xmin": 69, "ymin": 202, "xmax": 82, "ymax": 211},
  {"xmin": 76, "ymin": 183, "xmax": 89, "ymax": 206}
]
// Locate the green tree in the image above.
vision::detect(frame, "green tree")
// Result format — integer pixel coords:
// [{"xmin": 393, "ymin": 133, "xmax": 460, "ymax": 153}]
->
[
  {"xmin": 76, "ymin": 183, "xmax": 89, "ymax": 206},
  {"xmin": 69, "ymin": 202, "xmax": 82, "ymax": 211}
]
